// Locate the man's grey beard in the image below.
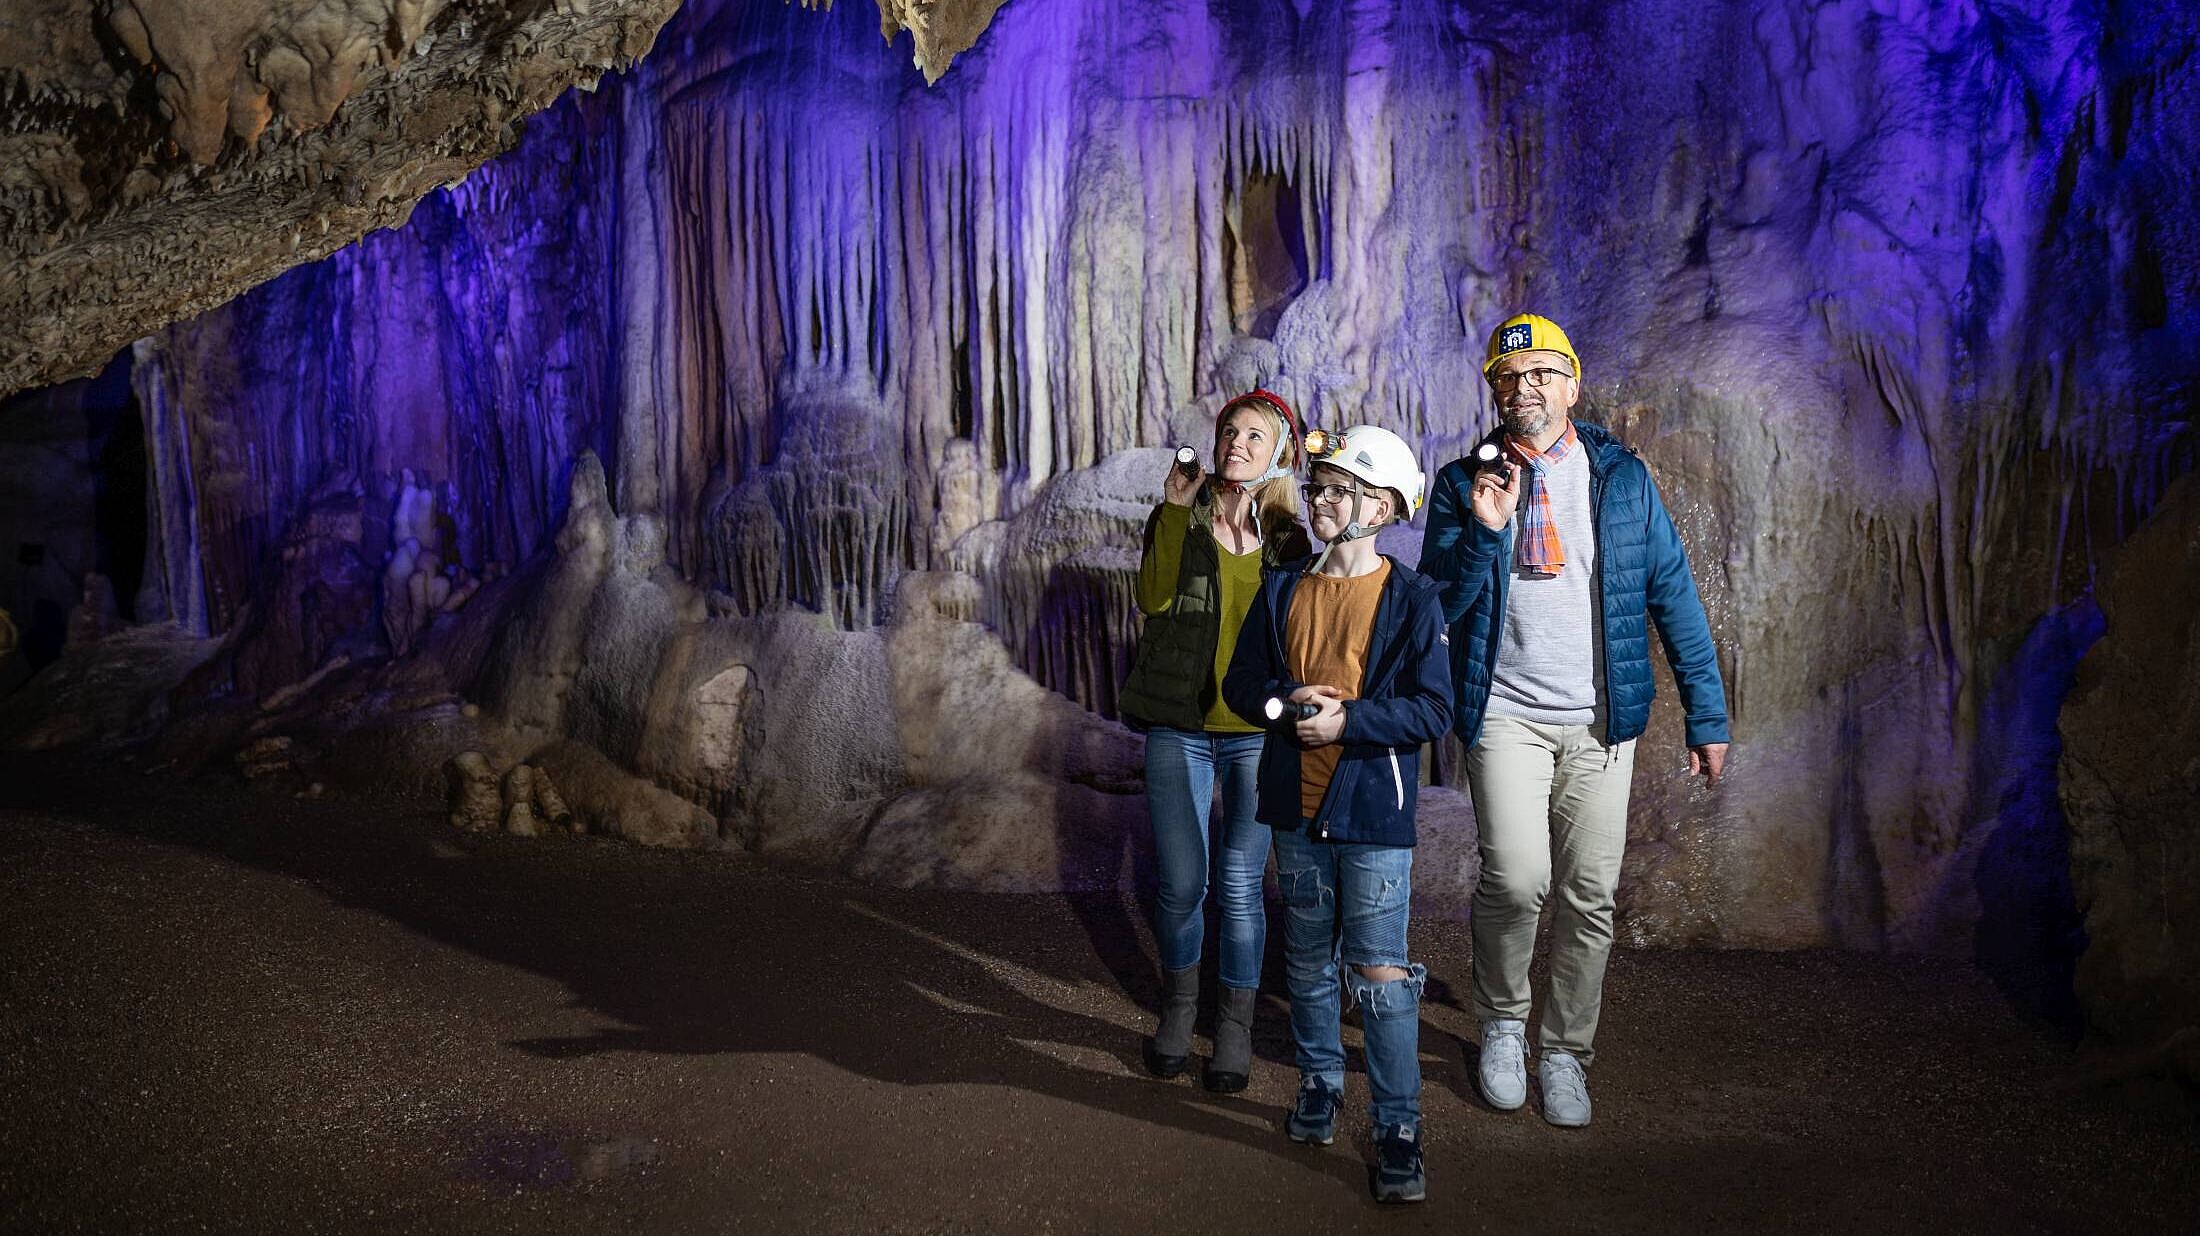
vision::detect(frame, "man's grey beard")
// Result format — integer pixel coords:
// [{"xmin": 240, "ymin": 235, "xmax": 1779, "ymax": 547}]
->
[{"xmin": 1501, "ymin": 401, "xmax": 1552, "ymax": 439}]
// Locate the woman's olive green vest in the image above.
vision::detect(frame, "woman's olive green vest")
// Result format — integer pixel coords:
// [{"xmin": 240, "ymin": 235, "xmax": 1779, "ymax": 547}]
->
[{"xmin": 1119, "ymin": 490, "xmax": 1311, "ymax": 731}]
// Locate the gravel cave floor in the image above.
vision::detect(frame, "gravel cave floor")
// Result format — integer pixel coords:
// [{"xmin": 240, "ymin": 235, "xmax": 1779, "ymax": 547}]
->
[{"xmin": 2, "ymin": 751, "xmax": 2194, "ymax": 1234}]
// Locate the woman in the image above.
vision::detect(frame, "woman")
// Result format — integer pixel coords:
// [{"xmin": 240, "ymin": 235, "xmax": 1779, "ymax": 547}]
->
[{"xmin": 1119, "ymin": 389, "xmax": 1311, "ymax": 1093}]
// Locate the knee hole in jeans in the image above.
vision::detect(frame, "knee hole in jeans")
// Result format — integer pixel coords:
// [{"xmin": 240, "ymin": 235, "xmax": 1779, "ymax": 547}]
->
[{"xmin": 1344, "ymin": 961, "xmax": 1428, "ymax": 1013}]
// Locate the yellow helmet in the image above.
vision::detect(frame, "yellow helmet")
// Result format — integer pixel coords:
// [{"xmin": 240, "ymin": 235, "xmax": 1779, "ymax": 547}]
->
[{"xmin": 1484, "ymin": 314, "xmax": 1582, "ymax": 385}]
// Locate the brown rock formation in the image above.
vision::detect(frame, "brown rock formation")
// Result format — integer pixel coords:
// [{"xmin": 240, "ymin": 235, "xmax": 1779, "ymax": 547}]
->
[
  {"xmin": 872, "ymin": 0, "xmax": 1010, "ymax": 83},
  {"xmin": 0, "ymin": 2, "xmax": 1024, "ymax": 399},
  {"xmin": 0, "ymin": 0, "xmax": 684, "ymax": 396}
]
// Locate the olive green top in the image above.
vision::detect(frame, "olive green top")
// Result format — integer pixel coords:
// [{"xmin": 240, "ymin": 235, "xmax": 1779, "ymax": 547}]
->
[{"xmin": 1203, "ymin": 538, "xmax": 1266, "ymax": 731}]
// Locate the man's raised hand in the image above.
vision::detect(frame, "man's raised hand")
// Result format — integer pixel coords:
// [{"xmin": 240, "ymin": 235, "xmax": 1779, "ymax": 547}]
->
[{"xmin": 1470, "ymin": 460, "xmax": 1522, "ymax": 531}]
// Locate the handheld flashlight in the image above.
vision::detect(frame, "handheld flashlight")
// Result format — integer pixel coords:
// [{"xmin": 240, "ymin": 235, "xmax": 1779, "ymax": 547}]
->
[
  {"xmin": 1474, "ymin": 441, "xmax": 1514, "ymax": 483},
  {"xmin": 1174, "ymin": 445, "xmax": 1201, "ymax": 480},
  {"xmin": 1264, "ymin": 696, "xmax": 1319, "ymax": 723}
]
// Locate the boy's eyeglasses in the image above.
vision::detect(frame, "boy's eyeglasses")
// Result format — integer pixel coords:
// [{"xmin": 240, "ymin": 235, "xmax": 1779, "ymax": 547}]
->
[
  {"xmin": 1301, "ymin": 482, "xmax": 1365, "ymax": 506},
  {"xmin": 1487, "ymin": 366, "xmax": 1573, "ymax": 393}
]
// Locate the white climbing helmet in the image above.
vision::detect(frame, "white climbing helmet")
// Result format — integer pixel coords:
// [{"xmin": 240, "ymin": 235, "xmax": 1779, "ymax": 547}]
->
[{"xmin": 1303, "ymin": 424, "xmax": 1426, "ymax": 534}]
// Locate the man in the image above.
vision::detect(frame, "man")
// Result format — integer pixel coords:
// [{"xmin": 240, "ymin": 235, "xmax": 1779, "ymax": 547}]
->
[
  {"xmin": 1418, "ymin": 313, "xmax": 1730, "ymax": 1128},
  {"xmin": 1223, "ymin": 425, "xmax": 1452, "ymax": 1203}
]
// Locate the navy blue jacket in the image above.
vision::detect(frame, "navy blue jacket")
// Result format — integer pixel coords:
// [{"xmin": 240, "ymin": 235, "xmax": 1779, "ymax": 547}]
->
[
  {"xmin": 1221, "ymin": 556, "xmax": 1455, "ymax": 846},
  {"xmin": 1419, "ymin": 421, "xmax": 1730, "ymax": 749}
]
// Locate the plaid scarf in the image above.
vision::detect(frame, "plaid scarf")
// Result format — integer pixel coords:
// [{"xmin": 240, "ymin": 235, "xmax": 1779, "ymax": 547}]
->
[{"xmin": 1507, "ymin": 421, "xmax": 1579, "ymax": 577}]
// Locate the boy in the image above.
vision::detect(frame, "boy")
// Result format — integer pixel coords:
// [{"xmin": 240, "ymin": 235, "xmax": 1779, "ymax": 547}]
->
[{"xmin": 1222, "ymin": 424, "xmax": 1453, "ymax": 1204}]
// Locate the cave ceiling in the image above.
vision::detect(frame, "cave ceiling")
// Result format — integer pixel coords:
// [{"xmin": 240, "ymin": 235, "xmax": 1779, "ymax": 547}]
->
[{"xmin": 0, "ymin": 1, "xmax": 1005, "ymax": 400}]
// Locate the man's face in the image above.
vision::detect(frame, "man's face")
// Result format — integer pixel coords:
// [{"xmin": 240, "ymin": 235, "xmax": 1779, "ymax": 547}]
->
[
  {"xmin": 1487, "ymin": 349, "xmax": 1579, "ymax": 440},
  {"xmin": 1305, "ymin": 462, "xmax": 1392, "ymax": 542}
]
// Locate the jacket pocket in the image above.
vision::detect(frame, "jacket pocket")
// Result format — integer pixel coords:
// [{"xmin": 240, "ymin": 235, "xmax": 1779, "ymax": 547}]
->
[{"xmin": 1387, "ymin": 750, "xmax": 1404, "ymax": 811}]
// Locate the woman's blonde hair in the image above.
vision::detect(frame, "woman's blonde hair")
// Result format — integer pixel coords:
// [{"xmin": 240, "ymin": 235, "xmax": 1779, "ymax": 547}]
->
[{"xmin": 1216, "ymin": 397, "xmax": 1304, "ymax": 543}]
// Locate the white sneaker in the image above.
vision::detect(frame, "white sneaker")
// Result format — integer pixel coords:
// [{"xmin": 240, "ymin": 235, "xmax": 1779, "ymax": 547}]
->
[
  {"xmin": 1476, "ymin": 1019, "xmax": 1528, "ymax": 1111},
  {"xmin": 1539, "ymin": 1050, "xmax": 1592, "ymax": 1127}
]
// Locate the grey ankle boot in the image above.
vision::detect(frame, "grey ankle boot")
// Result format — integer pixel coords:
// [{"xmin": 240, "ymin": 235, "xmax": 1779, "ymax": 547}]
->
[
  {"xmin": 1202, "ymin": 984, "xmax": 1256, "ymax": 1093},
  {"xmin": 1143, "ymin": 964, "xmax": 1200, "ymax": 1078}
]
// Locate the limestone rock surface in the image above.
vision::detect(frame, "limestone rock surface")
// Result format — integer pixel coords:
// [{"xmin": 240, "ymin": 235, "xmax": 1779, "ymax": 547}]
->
[{"xmin": 2061, "ymin": 472, "xmax": 2200, "ymax": 1081}]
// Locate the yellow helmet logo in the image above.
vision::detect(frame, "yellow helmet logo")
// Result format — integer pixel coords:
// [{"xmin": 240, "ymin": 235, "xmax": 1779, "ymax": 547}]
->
[{"xmin": 1485, "ymin": 313, "xmax": 1582, "ymax": 385}]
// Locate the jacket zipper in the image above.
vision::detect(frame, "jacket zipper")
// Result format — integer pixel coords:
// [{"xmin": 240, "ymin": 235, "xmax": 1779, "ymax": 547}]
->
[{"xmin": 1588, "ymin": 447, "xmax": 1611, "ymax": 730}]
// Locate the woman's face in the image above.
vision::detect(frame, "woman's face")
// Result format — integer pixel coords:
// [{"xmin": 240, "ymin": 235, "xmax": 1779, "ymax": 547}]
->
[{"xmin": 1215, "ymin": 406, "xmax": 1282, "ymax": 484}]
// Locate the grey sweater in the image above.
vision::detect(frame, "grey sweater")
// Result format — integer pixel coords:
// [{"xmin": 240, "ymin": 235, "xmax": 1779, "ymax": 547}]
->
[{"xmin": 1486, "ymin": 445, "xmax": 1605, "ymax": 727}]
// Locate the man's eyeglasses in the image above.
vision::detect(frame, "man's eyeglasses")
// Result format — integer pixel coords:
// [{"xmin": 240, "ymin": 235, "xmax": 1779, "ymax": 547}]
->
[
  {"xmin": 1487, "ymin": 366, "xmax": 1574, "ymax": 393},
  {"xmin": 1301, "ymin": 481, "xmax": 1365, "ymax": 505}
]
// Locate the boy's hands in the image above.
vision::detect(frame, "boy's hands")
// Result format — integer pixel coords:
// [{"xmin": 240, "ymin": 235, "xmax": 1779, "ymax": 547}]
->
[{"xmin": 1289, "ymin": 685, "xmax": 1347, "ymax": 746}]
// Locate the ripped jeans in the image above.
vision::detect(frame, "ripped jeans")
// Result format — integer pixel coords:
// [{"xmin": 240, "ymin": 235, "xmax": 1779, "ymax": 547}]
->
[{"xmin": 1272, "ymin": 828, "xmax": 1424, "ymax": 1130}]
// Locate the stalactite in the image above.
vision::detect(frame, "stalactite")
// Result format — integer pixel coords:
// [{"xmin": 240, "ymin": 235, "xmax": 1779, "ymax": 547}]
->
[{"xmin": 128, "ymin": 338, "xmax": 207, "ymax": 636}]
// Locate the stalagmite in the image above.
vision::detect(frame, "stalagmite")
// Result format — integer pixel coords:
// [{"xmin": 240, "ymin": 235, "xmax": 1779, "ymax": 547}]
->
[
  {"xmin": 503, "ymin": 763, "xmax": 541, "ymax": 835},
  {"xmin": 445, "ymin": 750, "xmax": 501, "ymax": 831}
]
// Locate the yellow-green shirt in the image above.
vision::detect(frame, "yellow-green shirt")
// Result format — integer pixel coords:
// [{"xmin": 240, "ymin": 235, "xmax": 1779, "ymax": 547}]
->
[{"xmin": 1203, "ymin": 541, "xmax": 1266, "ymax": 732}]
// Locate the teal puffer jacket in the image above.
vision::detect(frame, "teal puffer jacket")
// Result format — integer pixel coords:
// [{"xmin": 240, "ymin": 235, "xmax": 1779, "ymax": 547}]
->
[{"xmin": 1419, "ymin": 421, "xmax": 1730, "ymax": 749}]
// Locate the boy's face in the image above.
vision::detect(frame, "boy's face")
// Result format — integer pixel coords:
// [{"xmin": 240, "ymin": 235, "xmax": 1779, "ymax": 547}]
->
[{"xmin": 1305, "ymin": 462, "xmax": 1392, "ymax": 542}]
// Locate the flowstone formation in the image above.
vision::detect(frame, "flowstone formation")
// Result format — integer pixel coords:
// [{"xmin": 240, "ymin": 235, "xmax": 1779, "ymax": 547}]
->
[{"xmin": 2, "ymin": 0, "xmax": 2196, "ymax": 1071}]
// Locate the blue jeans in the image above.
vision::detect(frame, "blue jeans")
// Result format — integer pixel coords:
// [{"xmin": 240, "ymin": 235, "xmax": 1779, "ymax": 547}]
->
[
  {"xmin": 1144, "ymin": 727, "xmax": 1270, "ymax": 989},
  {"xmin": 1273, "ymin": 828, "xmax": 1424, "ymax": 1130}
]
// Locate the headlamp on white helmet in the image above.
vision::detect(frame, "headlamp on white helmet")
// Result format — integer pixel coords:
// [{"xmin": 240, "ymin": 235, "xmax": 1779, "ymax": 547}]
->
[{"xmin": 1301, "ymin": 425, "xmax": 1425, "ymax": 544}]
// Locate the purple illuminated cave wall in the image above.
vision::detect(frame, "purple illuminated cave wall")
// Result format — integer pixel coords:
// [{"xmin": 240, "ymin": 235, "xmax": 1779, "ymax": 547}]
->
[
  {"xmin": 134, "ymin": 92, "xmax": 623, "ymax": 646},
  {"xmin": 7, "ymin": 0, "xmax": 2198, "ymax": 1061}
]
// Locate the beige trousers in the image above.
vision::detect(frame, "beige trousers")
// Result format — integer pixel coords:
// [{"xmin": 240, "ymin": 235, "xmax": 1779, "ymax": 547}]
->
[{"xmin": 1465, "ymin": 713, "xmax": 1636, "ymax": 1065}]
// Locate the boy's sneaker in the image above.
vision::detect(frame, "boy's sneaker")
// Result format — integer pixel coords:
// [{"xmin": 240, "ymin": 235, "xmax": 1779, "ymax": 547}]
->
[
  {"xmin": 1539, "ymin": 1050, "xmax": 1592, "ymax": 1127},
  {"xmin": 1370, "ymin": 1123, "xmax": 1427, "ymax": 1203},
  {"xmin": 1285, "ymin": 1076, "xmax": 1341, "ymax": 1145},
  {"xmin": 1477, "ymin": 1018, "xmax": 1529, "ymax": 1110}
]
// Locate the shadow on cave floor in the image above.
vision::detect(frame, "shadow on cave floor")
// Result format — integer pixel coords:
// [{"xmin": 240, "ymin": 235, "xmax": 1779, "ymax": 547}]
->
[{"xmin": 2, "ymin": 749, "xmax": 2196, "ymax": 1234}]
